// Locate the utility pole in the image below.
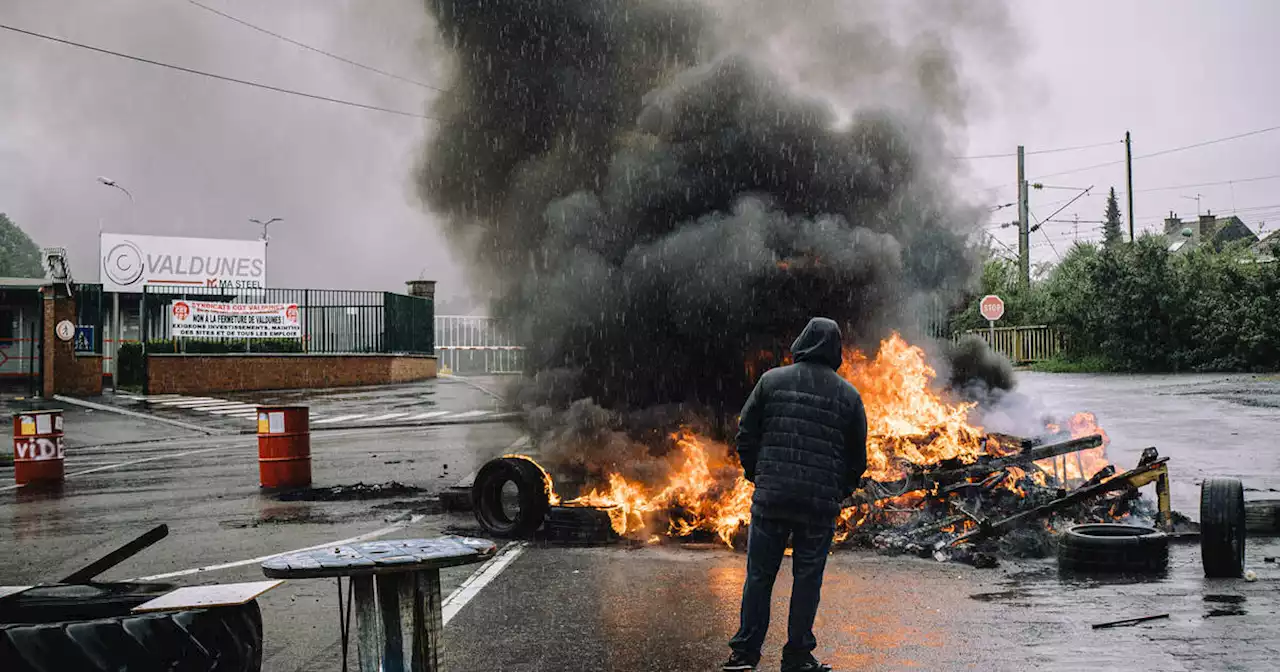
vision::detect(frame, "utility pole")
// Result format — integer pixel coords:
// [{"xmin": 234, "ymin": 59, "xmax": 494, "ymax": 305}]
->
[
  {"xmin": 1017, "ymin": 145, "xmax": 1030, "ymax": 289},
  {"xmin": 1073, "ymin": 214, "xmax": 1080, "ymax": 242},
  {"xmin": 1125, "ymin": 131, "xmax": 1135, "ymax": 242}
]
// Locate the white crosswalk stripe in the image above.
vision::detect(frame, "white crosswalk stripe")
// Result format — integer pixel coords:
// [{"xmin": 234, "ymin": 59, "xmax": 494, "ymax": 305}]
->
[
  {"xmin": 446, "ymin": 410, "xmax": 491, "ymax": 420},
  {"xmin": 355, "ymin": 412, "xmax": 411, "ymax": 423},
  {"xmin": 155, "ymin": 397, "xmax": 217, "ymax": 406},
  {"xmin": 313, "ymin": 414, "xmax": 368, "ymax": 425},
  {"xmin": 208, "ymin": 406, "xmax": 260, "ymax": 415},
  {"xmin": 126, "ymin": 394, "xmax": 506, "ymax": 428},
  {"xmin": 406, "ymin": 410, "xmax": 451, "ymax": 420}
]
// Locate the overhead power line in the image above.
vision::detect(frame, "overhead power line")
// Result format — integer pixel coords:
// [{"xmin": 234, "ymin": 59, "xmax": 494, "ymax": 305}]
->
[
  {"xmin": 0, "ymin": 22, "xmax": 437, "ymax": 120},
  {"xmin": 1032, "ymin": 124, "xmax": 1280, "ymax": 181},
  {"xmin": 1129, "ymin": 173, "xmax": 1280, "ymax": 195},
  {"xmin": 956, "ymin": 139, "xmax": 1121, "ymax": 160},
  {"xmin": 181, "ymin": 0, "xmax": 446, "ymax": 93}
]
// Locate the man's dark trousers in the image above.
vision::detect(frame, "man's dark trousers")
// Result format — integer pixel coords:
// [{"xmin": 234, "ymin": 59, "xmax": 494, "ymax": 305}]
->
[{"xmin": 728, "ymin": 515, "xmax": 835, "ymax": 666}]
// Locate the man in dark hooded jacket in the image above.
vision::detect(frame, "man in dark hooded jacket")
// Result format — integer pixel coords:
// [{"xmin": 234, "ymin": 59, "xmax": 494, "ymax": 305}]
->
[{"xmin": 723, "ymin": 317, "xmax": 868, "ymax": 672}]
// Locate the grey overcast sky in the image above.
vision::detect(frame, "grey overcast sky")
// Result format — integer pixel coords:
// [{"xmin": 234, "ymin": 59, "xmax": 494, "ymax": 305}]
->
[{"xmin": 2, "ymin": 1, "xmax": 1278, "ymax": 300}]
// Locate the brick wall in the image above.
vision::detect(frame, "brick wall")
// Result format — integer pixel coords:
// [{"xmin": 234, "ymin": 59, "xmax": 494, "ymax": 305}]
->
[
  {"xmin": 42, "ymin": 294, "xmax": 104, "ymax": 397},
  {"xmin": 147, "ymin": 354, "xmax": 437, "ymax": 395}
]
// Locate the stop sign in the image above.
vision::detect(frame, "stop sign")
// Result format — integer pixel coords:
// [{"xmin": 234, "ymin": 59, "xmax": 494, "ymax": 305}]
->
[{"xmin": 980, "ymin": 294, "xmax": 1005, "ymax": 321}]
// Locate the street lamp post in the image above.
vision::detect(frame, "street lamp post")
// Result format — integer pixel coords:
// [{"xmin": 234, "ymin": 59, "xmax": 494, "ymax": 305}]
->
[
  {"xmin": 249, "ymin": 217, "xmax": 281, "ymax": 288},
  {"xmin": 97, "ymin": 176, "xmax": 134, "ymax": 390}
]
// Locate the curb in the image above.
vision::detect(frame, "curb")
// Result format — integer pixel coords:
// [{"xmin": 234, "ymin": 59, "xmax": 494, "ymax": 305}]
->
[
  {"xmin": 439, "ymin": 374, "xmax": 507, "ymax": 403},
  {"xmin": 52, "ymin": 395, "xmax": 230, "ymax": 436}
]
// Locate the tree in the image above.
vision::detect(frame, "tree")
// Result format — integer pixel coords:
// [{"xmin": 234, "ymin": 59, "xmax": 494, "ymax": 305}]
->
[
  {"xmin": 0, "ymin": 213, "xmax": 45, "ymax": 278},
  {"xmin": 1102, "ymin": 187, "xmax": 1124, "ymax": 248}
]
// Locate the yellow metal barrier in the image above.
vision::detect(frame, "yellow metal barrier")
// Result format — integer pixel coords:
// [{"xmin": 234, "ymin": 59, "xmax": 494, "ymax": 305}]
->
[{"xmin": 956, "ymin": 325, "xmax": 1063, "ymax": 364}]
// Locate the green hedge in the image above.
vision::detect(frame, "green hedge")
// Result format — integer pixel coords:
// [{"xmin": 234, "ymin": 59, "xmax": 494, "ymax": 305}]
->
[{"xmin": 951, "ymin": 237, "xmax": 1280, "ymax": 373}]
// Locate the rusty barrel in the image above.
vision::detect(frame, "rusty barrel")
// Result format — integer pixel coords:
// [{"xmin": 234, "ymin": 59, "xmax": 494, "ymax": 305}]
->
[
  {"xmin": 13, "ymin": 410, "xmax": 65, "ymax": 485},
  {"xmin": 257, "ymin": 406, "xmax": 311, "ymax": 489}
]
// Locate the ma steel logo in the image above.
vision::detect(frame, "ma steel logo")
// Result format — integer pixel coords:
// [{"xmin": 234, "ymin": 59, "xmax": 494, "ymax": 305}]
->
[{"xmin": 100, "ymin": 233, "xmax": 267, "ymax": 293}]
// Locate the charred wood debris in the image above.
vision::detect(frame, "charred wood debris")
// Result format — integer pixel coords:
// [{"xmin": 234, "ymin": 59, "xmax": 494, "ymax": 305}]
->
[{"xmin": 834, "ymin": 433, "xmax": 1180, "ymax": 569}]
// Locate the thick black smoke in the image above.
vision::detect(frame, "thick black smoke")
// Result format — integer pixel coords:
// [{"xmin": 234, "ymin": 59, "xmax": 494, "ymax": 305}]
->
[
  {"xmin": 418, "ymin": 0, "xmax": 993, "ymax": 433},
  {"xmin": 944, "ymin": 334, "xmax": 1017, "ymax": 403}
]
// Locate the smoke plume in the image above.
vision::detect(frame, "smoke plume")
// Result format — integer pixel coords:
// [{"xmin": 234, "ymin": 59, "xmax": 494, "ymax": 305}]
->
[{"xmin": 418, "ymin": 0, "xmax": 1013, "ymax": 458}]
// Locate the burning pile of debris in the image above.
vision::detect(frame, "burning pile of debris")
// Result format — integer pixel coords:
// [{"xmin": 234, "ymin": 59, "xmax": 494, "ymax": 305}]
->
[{"xmin": 475, "ymin": 334, "xmax": 1173, "ymax": 567}]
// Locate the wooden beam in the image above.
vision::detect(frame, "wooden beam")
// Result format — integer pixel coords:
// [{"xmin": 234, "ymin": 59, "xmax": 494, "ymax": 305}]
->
[{"xmin": 60, "ymin": 524, "xmax": 168, "ymax": 584}]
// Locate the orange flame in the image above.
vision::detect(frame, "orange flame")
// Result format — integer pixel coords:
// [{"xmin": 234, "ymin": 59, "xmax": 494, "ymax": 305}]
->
[
  {"xmin": 1035, "ymin": 412, "xmax": 1111, "ymax": 483},
  {"xmin": 560, "ymin": 429, "xmax": 754, "ymax": 546},
  {"xmin": 838, "ymin": 334, "xmax": 988, "ymax": 482}
]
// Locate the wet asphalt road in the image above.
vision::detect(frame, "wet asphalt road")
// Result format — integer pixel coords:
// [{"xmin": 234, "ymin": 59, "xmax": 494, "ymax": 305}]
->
[
  {"xmin": 90, "ymin": 375, "xmax": 510, "ymax": 433},
  {"xmin": 2, "ymin": 372, "xmax": 1279, "ymax": 671},
  {"xmin": 443, "ymin": 537, "xmax": 1280, "ymax": 672}
]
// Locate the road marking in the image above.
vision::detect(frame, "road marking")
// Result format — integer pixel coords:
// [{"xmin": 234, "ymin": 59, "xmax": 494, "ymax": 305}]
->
[
  {"xmin": 355, "ymin": 412, "xmax": 410, "ymax": 423},
  {"xmin": 447, "ymin": 410, "xmax": 491, "ymax": 419},
  {"xmin": 0, "ymin": 447, "xmax": 224, "ymax": 493},
  {"xmin": 53, "ymin": 395, "xmax": 227, "ymax": 436},
  {"xmin": 163, "ymin": 399, "xmax": 230, "ymax": 408},
  {"xmin": 130, "ymin": 519, "xmax": 420, "ymax": 582},
  {"xmin": 208, "ymin": 405, "xmax": 260, "ymax": 414},
  {"xmin": 442, "ymin": 541, "xmax": 527, "ymax": 625},
  {"xmin": 407, "ymin": 410, "xmax": 450, "ymax": 420},
  {"xmin": 313, "ymin": 414, "xmax": 367, "ymax": 425},
  {"xmin": 154, "ymin": 397, "xmax": 217, "ymax": 406}
]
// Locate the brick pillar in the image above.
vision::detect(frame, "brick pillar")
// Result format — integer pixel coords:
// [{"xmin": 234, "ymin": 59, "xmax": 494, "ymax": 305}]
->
[
  {"xmin": 40, "ymin": 288, "xmax": 103, "ymax": 398},
  {"xmin": 405, "ymin": 280, "xmax": 436, "ymax": 300}
]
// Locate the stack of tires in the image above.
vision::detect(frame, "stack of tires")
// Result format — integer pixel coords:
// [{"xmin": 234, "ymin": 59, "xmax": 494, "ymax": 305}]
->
[{"xmin": 0, "ymin": 583, "xmax": 263, "ymax": 672}]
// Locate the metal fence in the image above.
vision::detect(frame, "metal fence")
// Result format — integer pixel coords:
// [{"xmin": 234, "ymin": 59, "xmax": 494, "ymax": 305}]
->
[
  {"xmin": 958, "ymin": 325, "xmax": 1063, "ymax": 364},
  {"xmin": 434, "ymin": 315, "xmax": 524, "ymax": 374},
  {"xmin": 141, "ymin": 285, "xmax": 433, "ymax": 355}
]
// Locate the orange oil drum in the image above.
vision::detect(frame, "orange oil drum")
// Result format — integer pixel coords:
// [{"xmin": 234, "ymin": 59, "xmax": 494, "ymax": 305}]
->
[
  {"xmin": 13, "ymin": 410, "xmax": 65, "ymax": 485},
  {"xmin": 256, "ymin": 406, "xmax": 311, "ymax": 489}
]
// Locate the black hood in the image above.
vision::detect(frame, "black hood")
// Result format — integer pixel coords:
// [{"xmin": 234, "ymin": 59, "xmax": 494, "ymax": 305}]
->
[{"xmin": 790, "ymin": 317, "xmax": 843, "ymax": 370}]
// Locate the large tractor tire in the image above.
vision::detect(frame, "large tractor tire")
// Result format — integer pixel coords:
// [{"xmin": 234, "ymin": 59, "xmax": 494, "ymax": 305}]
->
[
  {"xmin": 1057, "ymin": 523, "xmax": 1169, "ymax": 574},
  {"xmin": 1201, "ymin": 477, "xmax": 1247, "ymax": 578},
  {"xmin": 472, "ymin": 456, "xmax": 552, "ymax": 537},
  {"xmin": 0, "ymin": 583, "xmax": 263, "ymax": 672}
]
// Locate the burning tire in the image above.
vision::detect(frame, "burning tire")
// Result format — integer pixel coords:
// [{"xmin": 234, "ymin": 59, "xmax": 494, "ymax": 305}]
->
[
  {"xmin": 0, "ymin": 583, "xmax": 263, "ymax": 672},
  {"xmin": 1057, "ymin": 524, "xmax": 1169, "ymax": 574},
  {"xmin": 543, "ymin": 505, "xmax": 615, "ymax": 545},
  {"xmin": 472, "ymin": 456, "xmax": 552, "ymax": 537},
  {"xmin": 1200, "ymin": 477, "xmax": 1246, "ymax": 578}
]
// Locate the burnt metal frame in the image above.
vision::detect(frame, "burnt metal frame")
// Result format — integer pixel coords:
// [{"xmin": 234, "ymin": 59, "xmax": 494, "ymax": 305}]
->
[{"xmin": 946, "ymin": 451, "xmax": 1174, "ymax": 548}]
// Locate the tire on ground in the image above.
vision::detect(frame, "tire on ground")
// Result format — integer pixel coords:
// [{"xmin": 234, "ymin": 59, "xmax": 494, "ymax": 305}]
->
[
  {"xmin": 1201, "ymin": 476, "xmax": 1246, "ymax": 578},
  {"xmin": 0, "ymin": 585, "xmax": 263, "ymax": 672},
  {"xmin": 543, "ymin": 506, "xmax": 615, "ymax": 545},
  {"xmin": 472, "ymin": 456, "xmax": 552, "ymax": 537},
  {"xmin": 1057, "ymin": 523, "xmax": 1170, "ymax": 574}
]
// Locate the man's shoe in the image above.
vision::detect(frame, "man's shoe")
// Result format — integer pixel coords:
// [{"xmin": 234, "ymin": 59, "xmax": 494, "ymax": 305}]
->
[
  {"xmin": 781, "ymin": 659, "xmax": 832, "ymax": 672},
  {"xmin": 721, "ymin": 651, "xmax": 758, "ymax": 671}
]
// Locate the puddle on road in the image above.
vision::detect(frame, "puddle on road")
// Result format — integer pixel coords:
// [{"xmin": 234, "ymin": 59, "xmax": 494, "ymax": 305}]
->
[{"xmin": 1204, "ymin": 594, "xmax": 1248, "ymax": 618}]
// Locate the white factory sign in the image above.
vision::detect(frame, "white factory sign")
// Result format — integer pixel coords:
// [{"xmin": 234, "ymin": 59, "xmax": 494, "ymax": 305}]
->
[{"xmin": 100, "ymin": 233, "xmax": 267, "ymax": 293}]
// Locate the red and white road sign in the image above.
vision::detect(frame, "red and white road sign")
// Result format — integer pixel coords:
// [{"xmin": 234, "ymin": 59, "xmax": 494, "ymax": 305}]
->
[{"xmin": 980, "ymin": 295, "xmax": 1005, "ymax": 321}]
